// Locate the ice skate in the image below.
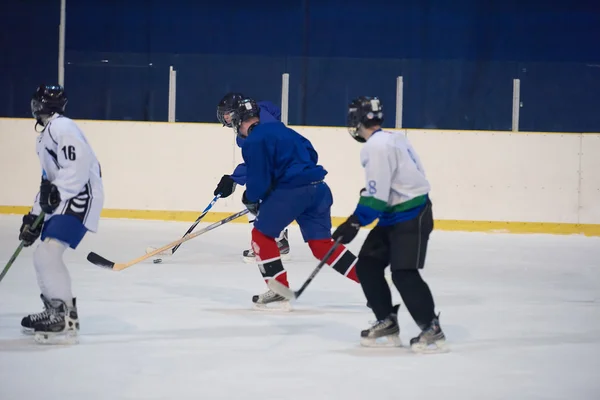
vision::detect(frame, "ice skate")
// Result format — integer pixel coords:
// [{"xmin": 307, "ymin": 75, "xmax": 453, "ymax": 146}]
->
[
  {"xmin": 409, "ymin": 314, "xmax": 448, "ymax": 353},
  {"xmin": 243, "ymin": 229, "xmax": 291, "ymax": 263},
  {"xmin": 32, "ymin": 298, "xmax": 80, "ymax": 345},
  {"xmin": 360, "ymin": 305, "xmax": 402, "ymax": 347},
  {"xmin": 21, "ymin": 293, "xmax": 52, "ymax": 334},
  {"xmin": 252, "ymin": 288, "xmax": 292, "ymax": 312}
]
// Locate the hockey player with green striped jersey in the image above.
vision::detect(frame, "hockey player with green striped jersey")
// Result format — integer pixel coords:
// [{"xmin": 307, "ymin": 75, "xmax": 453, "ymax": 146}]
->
[{"xmin": 332, "ymin": 96, "xmax": 446, "ymax": 353}]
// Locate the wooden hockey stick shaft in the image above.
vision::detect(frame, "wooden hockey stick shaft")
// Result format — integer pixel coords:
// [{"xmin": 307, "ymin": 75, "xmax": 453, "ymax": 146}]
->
[
  {"xmin": 0, "ymin": 213, "xmax": 45, "ymax": 284},
  {"xmin": 88, "ymin": 209, "xmax": 249, "ymax": 271}
]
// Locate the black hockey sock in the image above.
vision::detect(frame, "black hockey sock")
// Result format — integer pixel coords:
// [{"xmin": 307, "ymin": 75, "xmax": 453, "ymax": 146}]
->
[
  {"xmin": 356, "ymin": 257, "xmax": 393, "ymax": 321},
  {"xmin": 392, "ymin": 269, "xmax": 436, "ymax": 328}
]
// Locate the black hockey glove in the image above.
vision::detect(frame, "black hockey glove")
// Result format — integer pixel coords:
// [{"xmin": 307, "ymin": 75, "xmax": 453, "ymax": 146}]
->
[
  {"xmin": 332, "ymin": 215, "xmax": 361, "ymax": 244},
  {"xmin": 241, "ymin": 190, "xmax": 259, "ymax": 216},
  {"xmin": 39, "ymin": 178, "xmax": 61, "ymax": 214},
  {"xmin": 19, "ymin": 213, "xmax": 43, "ymax": 247},
  {"xmin": 214, "ymin": 175, "xmax": 237, "ymax": 198}
]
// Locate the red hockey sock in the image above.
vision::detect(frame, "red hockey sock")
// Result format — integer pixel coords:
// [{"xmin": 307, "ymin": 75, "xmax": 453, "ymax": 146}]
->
[
  {"xmin": 308, "ymin": 239, "xmax": 359, "ymax": 283},
  {"xmin": 251, "ymin": 228, "xmax": 289, "ymax": 287}
]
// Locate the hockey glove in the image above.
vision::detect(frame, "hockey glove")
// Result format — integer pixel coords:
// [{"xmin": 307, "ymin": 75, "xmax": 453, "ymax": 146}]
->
[
  {"xmin": 39, "ymin": 178, "xmax": 61, "ymax": 214},
  {"xmin": 19, "ymin": 213, "xmax": 43, "ymax": 247},
  {"xmin": 332, "ymin": 215, "xmax": 361, "ymax": 244},
  {"xmin": 214, "ymin": 174, "xmax": 237, "ymax": 198},
  {"xmin": 241, "ymin": 190, "xmax": 259, "ymax": 216}
]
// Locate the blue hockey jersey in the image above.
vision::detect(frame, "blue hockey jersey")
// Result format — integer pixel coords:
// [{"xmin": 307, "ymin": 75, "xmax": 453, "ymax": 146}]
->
[
  {"xmin": 234, "ymin": 101, "xmax": 281, "ymax": 149},
  {"xmin": 231, "ymin": 101, "xmax": 281, "ymax": 185},
  {"xmin": 242, "ymin": 121, "xmax": 327, "ymax": 203}
]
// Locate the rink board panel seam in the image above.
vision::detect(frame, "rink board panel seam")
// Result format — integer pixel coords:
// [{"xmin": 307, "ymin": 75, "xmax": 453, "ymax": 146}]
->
[{"xmin": 1, "ymin": 206, "xmax": 599, "ymax": 236}]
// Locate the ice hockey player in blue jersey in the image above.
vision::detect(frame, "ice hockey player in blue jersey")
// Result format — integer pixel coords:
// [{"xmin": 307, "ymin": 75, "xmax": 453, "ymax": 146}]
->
[
  {"xmin": 332, "ymin": 96, "xmax": 446, "ymax": 352},
  {"xmin": 214, "ymin": 92, "xmax": 291, "ymax": 263},
  {"xmin": 18, "ymin": 85, "xmax": 104, "ymax": 344},
  {"xmin": 228, "ymin": 96, "xmax": 360, "ymax": 309}
]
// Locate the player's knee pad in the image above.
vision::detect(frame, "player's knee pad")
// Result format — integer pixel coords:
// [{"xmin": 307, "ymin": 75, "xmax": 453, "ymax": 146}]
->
[
  {"xmin": 391, "ymin": 269, "xmax": 423, "ymax": 291},
  {"xmin": 33, "ymin": 238, "xmax": 67, "ymax": 269},
  {"xmin": 307, "ymin": 238, "xmax": 338, "ymax": 260},
  {"xmin": 251, "ymin": 228, "xmax": 287, "ymax": 285},
  {"xmin": 355, "ymin": 256, "xmax": 387, "ymax": 277},
  {"xmin": 251, "ymin": 228, "xmax": 279, "ymax": 261}
]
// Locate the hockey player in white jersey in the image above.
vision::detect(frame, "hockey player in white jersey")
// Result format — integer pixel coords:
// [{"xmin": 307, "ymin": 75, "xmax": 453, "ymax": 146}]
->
[
  {"xmin": 18, "ymin": 85, "xmax": 104, "ymax": 344},
  {"xmin": 332, "ymin": 96, "xmax": 445, "ymax": 352}
]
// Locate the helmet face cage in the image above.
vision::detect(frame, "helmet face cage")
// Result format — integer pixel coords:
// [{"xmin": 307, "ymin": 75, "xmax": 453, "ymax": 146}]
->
[
  {"xmin": 217, "ymin": 104, "xmax": 237, "ymax": 127},
  {"xmin": 216, "ymin": 92, "xmax": 244, "ymax": 127},
  {"xmin": 31, "ymin": 85, "xmax": 67, "ymax": 121},
  {"xmin": 346, "ymin": 106, "xmax": 366, "ymax": 143},
  {"xmin": 346, "ymin": 97, "xmax": 383, "ymax": 143}
]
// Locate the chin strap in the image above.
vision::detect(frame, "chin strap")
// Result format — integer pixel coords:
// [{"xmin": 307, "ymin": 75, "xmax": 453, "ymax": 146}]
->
[
  {"xmin": 34, "ymin": 120, "xmax": 44, "ymax": 133},
  {"xmin": 247, "ymin": 121, "xmax": 259, "ymax": 134},
  {"xmin": 34, "ymin": 112, "xmax": 59, "ymax": 132}
]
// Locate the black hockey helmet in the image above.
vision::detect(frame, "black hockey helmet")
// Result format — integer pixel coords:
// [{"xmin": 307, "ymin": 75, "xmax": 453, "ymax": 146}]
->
[
  {"xmin": 31, "ymin": 84, "xmax": 67, "ymax": 124},
  {"xmin": 346, "ymin": 96, "xmax": 384, "ymax": 143},
  {"xmin": 217, "ymin": 92, "xmax": 245, "ymax": 127},
  {"xmin": 230, "ymin": 96, "xmax": 260, "ymax": 137}
]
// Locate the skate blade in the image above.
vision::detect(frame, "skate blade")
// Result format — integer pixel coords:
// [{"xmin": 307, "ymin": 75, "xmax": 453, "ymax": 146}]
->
[
  {"xmin": 360, "ymin": 335, "xmax": 402, "ymax": 348},
  {"xmin": 34, "ymin": 330, "xmax": 79, "ymax": 345},
  {"xmin": 21, "ymin": 327, "xmax": 34, "ymax": 335},
  {"xmin": 145, "ymin": 247, "xmax": 172, "ymax": 257},
  {"xmin": 410, "ymin": 340, "xmax": 449, "ymax": 354},
  {"xmin": 253, "ymin": 301, "xmax": 292, "ymax": 312},
  {"xmin": 243, "ymin": 255, "xmax": 256, "ymax": 264}
]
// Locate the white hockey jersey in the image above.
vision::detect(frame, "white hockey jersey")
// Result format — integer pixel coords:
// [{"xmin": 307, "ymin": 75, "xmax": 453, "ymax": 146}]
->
[
  {"xmin": 31, "ymin": 115, "xmax": 104, "ymax": 232},
  {"xmin": 355, "ymin": 129, "xmax": 430, "ymax": 226}
]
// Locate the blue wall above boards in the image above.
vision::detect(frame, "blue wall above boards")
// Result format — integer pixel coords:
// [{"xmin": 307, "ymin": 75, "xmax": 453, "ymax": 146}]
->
[{"xmin": 2, "ymin": 1, "xmax": 600, "ymax": 132}]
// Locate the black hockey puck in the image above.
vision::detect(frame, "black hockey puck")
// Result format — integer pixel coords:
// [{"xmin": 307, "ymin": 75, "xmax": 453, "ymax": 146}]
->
[{"xmin": 153, "ymin": 259, "xmax": 163, "ymax": 264}]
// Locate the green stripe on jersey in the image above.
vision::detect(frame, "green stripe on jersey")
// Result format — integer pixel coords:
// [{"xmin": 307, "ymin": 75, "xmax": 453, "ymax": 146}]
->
[
  {"xmin": 358, "ymin": 196, "xmax": 388, "ymax": 211},
  {"xmin": 386, "ymin": 195, "xmax": 427, "ymax": 213},
  {"xmin": 359, "ymin": 194, "xmax": 427, "ymax": 213}
]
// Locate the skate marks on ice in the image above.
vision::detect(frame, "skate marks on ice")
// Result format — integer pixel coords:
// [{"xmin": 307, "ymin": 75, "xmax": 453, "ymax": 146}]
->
[
  {"xmin": 137, "ymin": 281, "xmax": 371, "ymax": 316},
  {"xmin": 0, "ymin": 316, "xmax": 323, "ymax": 352},
  {"xmin": 0, "ymin": 337, "xmax": 65, "ymax": 352},
  {"xmin": 204, "ymin": 302, "xmax": 369, "ymax": 317},
  {"xmin": 333, "ymin": 328, "xmax": 600, "ymax": 358},
  {"xmin": 0, "ymin": 325, "xmax": 321, "ymax": 351}
]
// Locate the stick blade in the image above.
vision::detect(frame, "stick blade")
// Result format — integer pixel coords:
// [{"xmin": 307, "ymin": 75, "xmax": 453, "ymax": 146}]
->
[
  {"xmin": 267, "ymin": 279, "xmax": 297, "ymax": 300},
  {"xmin": 86, "ymin": 252, "xmax": 116, "ymax": 269}
]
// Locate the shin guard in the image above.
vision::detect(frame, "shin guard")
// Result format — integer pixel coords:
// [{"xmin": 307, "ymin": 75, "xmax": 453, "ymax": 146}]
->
[
  {"xmin": 308, "ymin": 239, "xmax": 359, "ymax": 283},
  {"xmin": 251, "ymin": 228, "xmax": 289, "ymax": 287}
]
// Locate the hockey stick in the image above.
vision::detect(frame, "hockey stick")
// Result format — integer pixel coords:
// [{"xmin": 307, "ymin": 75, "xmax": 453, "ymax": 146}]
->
[
  {"xmin": 146, "ymin": 194, "xmax": 221, "ymax": 256},
  {"xmin": 87, "ymin": 209, "xmax": 249, "ymax": 271},
  {"xmin": 267, "ymin": 236, "xmax": 343, "ymax": 301},
  {"xmin": 0, "ymin": 213, "xmax": 45, "ymax": 284}
]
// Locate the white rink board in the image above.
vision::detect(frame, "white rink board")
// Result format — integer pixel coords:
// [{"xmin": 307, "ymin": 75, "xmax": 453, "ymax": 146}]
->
[
  {"xmin": 0, "ymin": 118, "xmax": 599, "ymax": 224},
  {"xmin": 579, "ymin": 134, "xmax": 600, "ymax": 224},
  {"xmin": 406, "ymin": 130, "xmax": 582, "ymax": 223}
]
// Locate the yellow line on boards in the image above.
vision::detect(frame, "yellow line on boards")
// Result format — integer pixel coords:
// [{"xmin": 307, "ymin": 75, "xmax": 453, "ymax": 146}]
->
[{"xmin": 1, "ymin": 206, "xmax": 599, "ymax": 236}]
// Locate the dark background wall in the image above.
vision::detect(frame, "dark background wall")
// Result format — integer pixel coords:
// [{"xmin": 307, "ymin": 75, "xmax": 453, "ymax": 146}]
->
[{"xmin": 2, "ymin": 1, "xmax": 600, "ymax": 131}]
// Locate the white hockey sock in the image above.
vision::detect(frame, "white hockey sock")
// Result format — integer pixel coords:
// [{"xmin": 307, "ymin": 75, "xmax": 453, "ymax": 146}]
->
[{"xmin": 33, "ymin": 238, "xmax": 74, "ymax": 308}]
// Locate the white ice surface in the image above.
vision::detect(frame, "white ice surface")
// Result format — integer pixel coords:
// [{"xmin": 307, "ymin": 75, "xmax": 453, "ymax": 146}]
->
[{"xmin": 1, "ymin": 214, "xmax": 600, "ymax": 400}]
